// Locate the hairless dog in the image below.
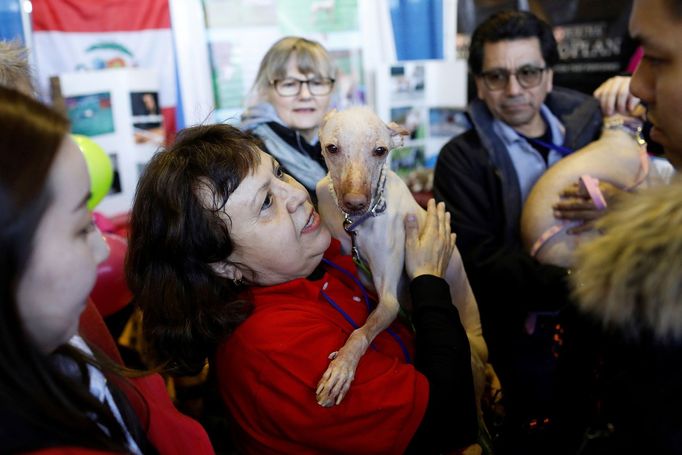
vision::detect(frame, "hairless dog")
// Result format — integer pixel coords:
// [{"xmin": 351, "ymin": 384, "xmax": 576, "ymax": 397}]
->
[
  {"xmin": 315, "ymin": 106, "xmax": 491, "ymax": 408},
  {"xmin": 521, "ymin": 114, "xmax": 672, "ymax": 268}
]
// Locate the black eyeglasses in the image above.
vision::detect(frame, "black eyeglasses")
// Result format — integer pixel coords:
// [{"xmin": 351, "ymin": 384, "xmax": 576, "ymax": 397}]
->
[
  {"xmin": 478, "ymin": 65, "xmax": 547, "ymax": 91},
  {"xmin": 271, "ymin": 77, "xmax": 335, "ymax": 97}
]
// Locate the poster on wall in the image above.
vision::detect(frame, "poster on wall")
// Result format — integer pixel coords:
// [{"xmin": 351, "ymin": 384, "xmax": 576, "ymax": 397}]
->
[
  {"xmin": 57, "ymin": 68, "xmax": 163, "ymax": 216},
  {"xmin": 532, "ymin": 0, "xmax": 637, "ymax": 94},
  {"xmin": 203, "ymin": 0, "xmax": 366, "ymax": 124},
  {"xmin": 31, "ymin": 0, "xmax": 178, "ymax": 137}
]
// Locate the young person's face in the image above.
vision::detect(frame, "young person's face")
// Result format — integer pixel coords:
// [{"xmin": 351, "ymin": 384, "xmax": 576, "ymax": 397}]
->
[
  {"xmin": 222, "ymin": 149, "xmax": 331, "ymax": 286},
  {"xmin": 475, "ymin": 37, "xmax": 553, "ymax": 137},
  {"xmin": 630, "ymin": 0, "xmax": 682, "ymax": 169},
  {"xmin": 16, "ymin": 136, "xmax": 109, "ymax": 353},
  {"xmin": 267, "ymin": 55, "xmax": 333, "ymax": 143}
]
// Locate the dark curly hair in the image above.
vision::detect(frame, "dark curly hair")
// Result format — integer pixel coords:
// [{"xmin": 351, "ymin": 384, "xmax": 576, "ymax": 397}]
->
[
  {"xmin": 126, "ymin": 123, "xmax": 261, "ymax": 375},
  {"xmin": 468, "ymin": 10, "xmax": 559, "ymax": 75}
]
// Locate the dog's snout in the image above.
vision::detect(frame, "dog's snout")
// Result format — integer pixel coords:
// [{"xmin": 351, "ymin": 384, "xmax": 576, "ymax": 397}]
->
[{"xmin": 342, "ymin": 193, "xmax": 369, "ymax": 213}]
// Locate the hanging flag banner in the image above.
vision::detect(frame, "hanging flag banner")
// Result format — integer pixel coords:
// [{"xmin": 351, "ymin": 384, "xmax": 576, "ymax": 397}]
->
[{"xmin": 31, "ymin": 0, "xmax": 177, "ymax": 136}]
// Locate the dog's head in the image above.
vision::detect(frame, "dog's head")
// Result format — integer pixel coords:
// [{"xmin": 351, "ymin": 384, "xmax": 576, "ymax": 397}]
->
[{"xmin": 319, "ymin": 107, "xmax": 408, "ymax": 215}]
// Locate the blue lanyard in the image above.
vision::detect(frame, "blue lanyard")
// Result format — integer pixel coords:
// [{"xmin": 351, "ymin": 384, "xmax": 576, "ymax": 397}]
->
[
  {"xmin": 522, "ymin": 135, "xmax": 574, "ymax": 157},
  {"xmin": 320, "ymin": 258, "xmax": 412, "ymax": 364}
]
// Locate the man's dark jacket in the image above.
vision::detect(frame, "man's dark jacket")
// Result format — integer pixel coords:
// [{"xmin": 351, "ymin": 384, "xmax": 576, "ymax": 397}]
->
[{"xmin": 433, "ymin": 86, "xmax": 602, "ymax": 375}]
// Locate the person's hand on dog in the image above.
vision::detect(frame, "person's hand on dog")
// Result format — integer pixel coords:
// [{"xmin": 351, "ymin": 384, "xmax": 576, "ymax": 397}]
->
[
  {"xmin": 594, "ymin": 75, "xmax": 640, "ymax": 117},
  {"xmin": 404, "ymin": 199, "xmax": 456, "ymax": 279},
  {"xmin": 553, "ymin": 180, "xmax": 624, "ymax": 234}
]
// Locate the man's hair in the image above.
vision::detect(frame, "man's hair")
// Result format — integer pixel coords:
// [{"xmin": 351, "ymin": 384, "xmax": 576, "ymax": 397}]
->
[
  {"xmin": 0, "ymin": 40, "xmax": 34, "ymax": 95},
  {"xmin": 468, "ymin": 10, "xmax": 559, "ymax": 75}
]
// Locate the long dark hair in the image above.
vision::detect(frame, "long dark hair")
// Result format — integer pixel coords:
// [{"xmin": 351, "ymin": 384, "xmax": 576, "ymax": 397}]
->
[
  {"xmin": 127, "ymin": 123, "xmax": 257, "ymax": 375},
  {"xmin": 0, "ymin": 87, "xmax": 145, "ymax": 451}
]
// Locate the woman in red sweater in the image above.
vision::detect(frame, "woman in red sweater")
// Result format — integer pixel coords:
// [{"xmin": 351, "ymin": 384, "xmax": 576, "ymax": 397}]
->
[{"xmin": 128, "ymin": 123, "xmax": 480, "ymax": 454}]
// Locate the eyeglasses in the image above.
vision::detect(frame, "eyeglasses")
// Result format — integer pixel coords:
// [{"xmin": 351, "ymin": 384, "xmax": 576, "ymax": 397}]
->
[
  {"xmin": 478, "ymin": 65, "xmax": 547, "ymax": 91},
  {"xmin": 271, "ymin": 77, "xmax": 335, "ymax": 97}
]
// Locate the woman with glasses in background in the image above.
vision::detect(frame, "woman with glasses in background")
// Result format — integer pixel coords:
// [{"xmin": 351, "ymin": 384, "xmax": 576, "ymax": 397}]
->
[{"xmin": 241, "ymin": 36, "xmax": 336, "ymax": 202}]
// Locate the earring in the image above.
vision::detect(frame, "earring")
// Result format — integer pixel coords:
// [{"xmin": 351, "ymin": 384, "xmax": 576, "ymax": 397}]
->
[{"xmin": 233, "ymin": 278, "xmax": 243, "ymax": 287}]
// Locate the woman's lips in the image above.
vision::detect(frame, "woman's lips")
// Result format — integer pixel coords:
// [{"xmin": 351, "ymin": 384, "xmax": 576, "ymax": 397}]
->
[{"xmin": 301, "ymin": 210, "xmax": 321, "ymax": 234}]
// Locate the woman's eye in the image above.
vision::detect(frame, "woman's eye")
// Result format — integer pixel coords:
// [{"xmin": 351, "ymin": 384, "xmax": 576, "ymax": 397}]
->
[
  {"xmin": 642, "ymin": 54, "xmax": 665, "ymax": 67},
  {"xmin": 79, "ymin": 219, "xmax": 96, "ymax": 237},
  {"xmin": 261, "ymin": 193, "xmax": 273, "ymax": 211}
]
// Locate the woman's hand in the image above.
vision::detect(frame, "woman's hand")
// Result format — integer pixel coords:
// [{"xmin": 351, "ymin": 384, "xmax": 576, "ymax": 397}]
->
[
  {"xmin": 404, "ymin": 199, "xmax": 456, "ymax": 279},
  {"xmin": 593, "ymin": 75, "xmax": 640, "ymax": 116},
  {"xmin": 552, "ymin": 180, "xmax": 625, "ymax": 234}
]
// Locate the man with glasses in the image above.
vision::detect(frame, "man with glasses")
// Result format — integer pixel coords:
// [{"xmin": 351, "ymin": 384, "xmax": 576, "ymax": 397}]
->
[{"xmin": 434, "ymin": 10, "xmax": 603, "ymax": 454}]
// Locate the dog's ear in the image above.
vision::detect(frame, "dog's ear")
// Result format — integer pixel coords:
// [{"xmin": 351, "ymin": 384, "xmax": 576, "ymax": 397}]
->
[
  {"xmin": 387, "ymin": 121, "xmax": 410, "ymax": 149},
  {"xmin": 320, "ymin": 109, "xmax": 338, "ymax": 135}
]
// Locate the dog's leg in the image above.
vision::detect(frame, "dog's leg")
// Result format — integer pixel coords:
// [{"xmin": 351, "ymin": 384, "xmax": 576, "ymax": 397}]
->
[{"xmin": 315, "ymin": 205, "xmax": 405, "ymax": 407}]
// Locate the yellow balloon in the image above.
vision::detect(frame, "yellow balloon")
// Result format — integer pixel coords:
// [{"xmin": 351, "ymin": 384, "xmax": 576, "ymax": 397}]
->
[{"xmin": 72, "ymin": 135, "xmax": 113, "ymax": 210}]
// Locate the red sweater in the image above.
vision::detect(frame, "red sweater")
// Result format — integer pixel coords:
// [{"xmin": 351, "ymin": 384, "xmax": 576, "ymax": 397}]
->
[{"xmin": 216, "ymin": 240, "xmax": 429, "ymax": 454}]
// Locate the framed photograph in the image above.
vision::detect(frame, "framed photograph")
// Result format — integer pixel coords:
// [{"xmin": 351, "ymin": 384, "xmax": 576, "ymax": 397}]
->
[{"xmin": 65, "ymin": 92, "xmax": 115, "ymax": 136}]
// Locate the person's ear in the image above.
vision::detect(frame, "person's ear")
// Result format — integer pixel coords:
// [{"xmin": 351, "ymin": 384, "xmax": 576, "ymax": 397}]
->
[
  {"xmin": 474, "ymin": 76, "xmax": 486, "ymax": 100},
  {"xmin": 546, "ymin": 68, "xmax": 553, "ymax": 92},
  {"xmin": 210, "ymin": 261, "xmax": 241, "ymax": 281}
]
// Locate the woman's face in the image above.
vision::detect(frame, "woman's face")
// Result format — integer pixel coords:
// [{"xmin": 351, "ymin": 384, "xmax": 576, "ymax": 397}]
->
[
  {"xmin": 16, "ymin": 136, "xmax": 109, "ymax": 353},
  {"xmin": 267, "ymin": 55, "xmax": 333, "ymax": 143},
  {"xmin": 223, "ymin": 149, "xmax": 331, "ymax": 286}
]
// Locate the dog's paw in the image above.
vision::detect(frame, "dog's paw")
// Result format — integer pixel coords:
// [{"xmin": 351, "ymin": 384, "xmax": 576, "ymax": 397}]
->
[{"xmin": 315, "ymin": 330, "xmax": 369, "ymax": 407}]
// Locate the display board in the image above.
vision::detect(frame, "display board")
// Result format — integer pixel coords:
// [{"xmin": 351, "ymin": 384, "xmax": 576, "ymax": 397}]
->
[
  {"xmin": 375, "ymin": 60, "xmax": 469, "ymax": 179},
  {"xmin": 56, "ymin": 68, "xmax": 163, "ymax": 216}
]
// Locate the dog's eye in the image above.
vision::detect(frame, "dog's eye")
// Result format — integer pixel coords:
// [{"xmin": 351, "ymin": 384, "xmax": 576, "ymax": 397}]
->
[
  {"xmin": 326, "ymin": 144, "xmax": 338, "ymax": 154},
  {"xmin": 373, "ymin": 146, "xmax": 388, "ymax": 157}
]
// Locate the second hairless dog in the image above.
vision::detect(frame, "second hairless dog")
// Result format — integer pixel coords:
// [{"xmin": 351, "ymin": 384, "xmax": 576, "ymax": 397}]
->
[{"xmin": 315, "ymin": 106, "xmax": 491, "ymax": 407}]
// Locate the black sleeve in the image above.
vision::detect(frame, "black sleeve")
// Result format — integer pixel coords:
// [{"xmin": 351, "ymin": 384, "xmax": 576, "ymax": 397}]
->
[
  {"xmin": 406, "ymin": 275, "xmax": 478, "ymax": 454},
  {"xmin": 434, "ymin": 135, "xmax": 571, "ymax": 319}
]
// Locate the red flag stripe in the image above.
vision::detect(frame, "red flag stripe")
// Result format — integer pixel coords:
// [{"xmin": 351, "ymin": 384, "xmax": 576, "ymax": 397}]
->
[{"xmin": 32, "ymin": 0, "xmax": 171, "ymax": 32}]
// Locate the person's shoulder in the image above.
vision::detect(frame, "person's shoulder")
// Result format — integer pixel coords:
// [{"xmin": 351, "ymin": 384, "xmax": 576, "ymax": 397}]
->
[
  {"xmin": 547, "ymin": 86, "xmax": 600, "ymax": 111},
  {"xmin": 438, "ymin": 128, "xmax": 485, "ymax": 167},
  {"xmin": 441, "ymin": 128, "xmax": 481, "ymax": 151},
  {"xmin": 228, "ymin": 293, "xmax": 327, "ymax": 347},
  {"xmin": 549, "ymin": 85, "xmax": 594, "ymax": 100}
]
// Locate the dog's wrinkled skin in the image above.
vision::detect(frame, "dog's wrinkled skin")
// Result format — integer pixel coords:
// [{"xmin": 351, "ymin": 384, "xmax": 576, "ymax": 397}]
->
[
  {"xmin": 521, "ymin": 114, "xmax": 671, "ymax": 267},
  {"xmin": 315, "ymin": 106, "xmax": 489, "ymax": 408}
]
